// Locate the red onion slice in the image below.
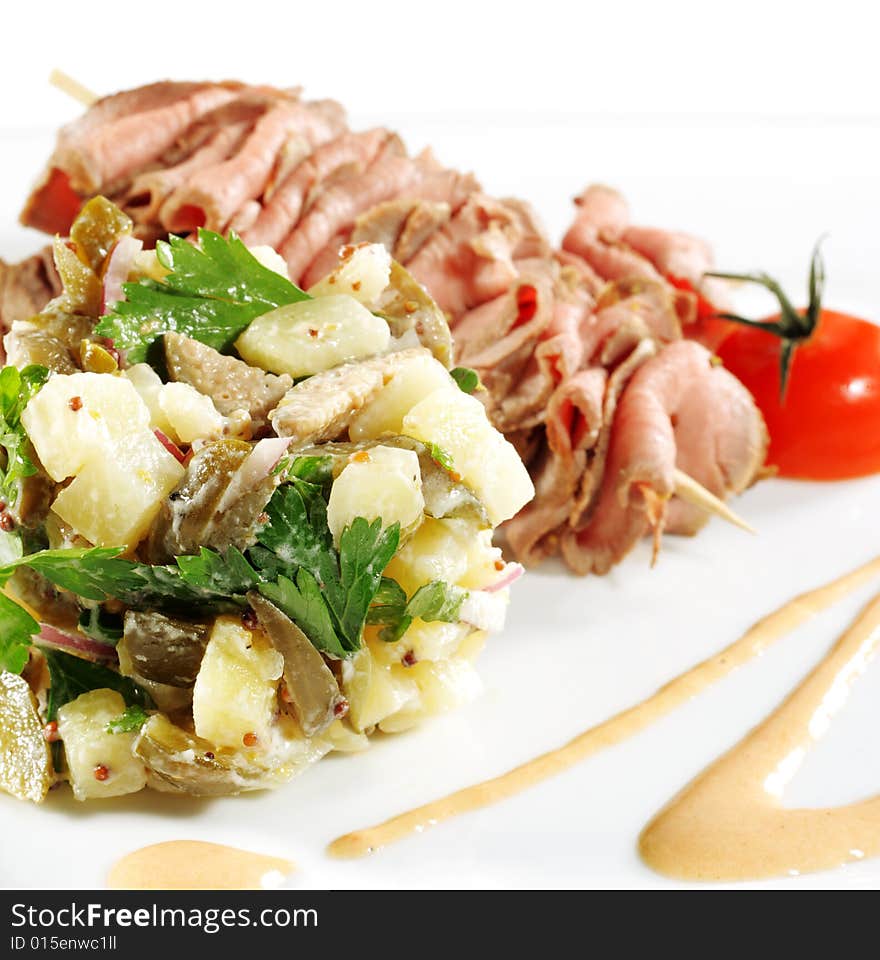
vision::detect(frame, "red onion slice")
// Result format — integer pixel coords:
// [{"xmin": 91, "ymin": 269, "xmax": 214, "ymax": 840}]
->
[
  {"xmin": 101, "ymin": 234, "xmax": 143, "ymax": 315},
  {"xmin": 483, "ymin": 562, "xmax": 525, "ymax": 593},
  {"xmin": 37, "ymin": 623, "xmax": 117, "ymax": 662},
  {"xmin": 217, "ymin": 436, "xmax": 293, "ymax": 513}
]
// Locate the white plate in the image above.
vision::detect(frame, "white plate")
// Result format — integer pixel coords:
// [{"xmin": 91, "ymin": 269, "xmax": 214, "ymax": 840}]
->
[{"xmin": 1, "ymin": 119, "xmax": 879, "ymax": 890}]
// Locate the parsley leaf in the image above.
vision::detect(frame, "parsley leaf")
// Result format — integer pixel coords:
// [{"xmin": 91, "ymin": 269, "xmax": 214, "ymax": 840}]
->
[
  {"xmin": 426, "ymin": 442, "xmax": 456, "ymax": 474},
  {"xmin": 175, "ymin": 546, "xmax": 260, "ymax": 597},
  {"xmin": 336, "ymin": 518, "xmax": 400, "ymax": 649},
  {"xmin": 450, "ymin": 366, "xmax": 481, "ymax": 394},
  {"xmin": 0, "ymin": 591, "xmax": 39, "ymax": 674},
  {"xmin": 377, "ymin": 580, "xmax": 468, "ymax": 643},
  {"xmin": 258, "ymin": 571, "xmax": 345, "ymax": 658},
  {"xmin": 95, "ymin": 230, "xmax": 310, "ymax": 364},
  {"xmin": 367, "ymin": 577, "xmax": 408, "ymax": 625},
  {"xmin": 106, "ymin": 704, "xmax": 150, "ymax": 734},
  {"xmin": 0, "ymin": 364, "xmax": 49, "ymax": 503},
  {"xmin": 42, "ymin": 649, "xmax": 152, "ymax": 722}
]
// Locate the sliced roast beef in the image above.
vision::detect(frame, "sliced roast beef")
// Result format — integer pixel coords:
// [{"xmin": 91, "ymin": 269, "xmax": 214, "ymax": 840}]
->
[
  {"xmin": 161, "ymin": 100, "xmax": 346, "ymax": 233},
  {"xmin": 561, "ymin": 341, "xmax": 767, "ymax": 575},
  {"xmin": 0, "ymin": 247, "xmax": 62, "ymax": 341}
]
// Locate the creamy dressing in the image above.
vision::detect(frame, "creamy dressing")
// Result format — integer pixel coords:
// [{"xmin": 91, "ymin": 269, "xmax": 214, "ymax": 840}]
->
[
  {"xmin": 328, "ymin": 555, "xmax": 880, "ymax": 864},
  {"xmin": 107, "ymin": 840, "xmax": 294, "ymax": 890},
  {"xmin": 640, "ymin": 588, "xmax": 880, "ymax": 881}
]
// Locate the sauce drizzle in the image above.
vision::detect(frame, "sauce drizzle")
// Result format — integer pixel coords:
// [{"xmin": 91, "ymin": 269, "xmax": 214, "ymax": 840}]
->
[
  {"xmin": 107, "ymin": 840, "xmax": 294, "ymax": 890},
  {"xmin": 329, "ymin": 555, "xmax": 880, "ymax": 864}
]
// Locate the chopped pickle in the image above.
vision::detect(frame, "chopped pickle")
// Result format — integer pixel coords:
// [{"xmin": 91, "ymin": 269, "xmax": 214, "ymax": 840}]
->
[
  {"xmin": 120, "ymin": 611, "xmax": 210, "ymax": 688},
  {"xmin": 247, "ymin": 593, "xmax": 345, "ymax": 737},
  {"xmin": 134, "ymin": 714, "xmax": 330, "ymax": 797},
  {"xmin": 69, "ymin": 196, "xmax": 133, "ymax": 274},
  {"xmin": 377, "ymin": 262, "xmax": 453, "ymax": 367},
  {"xmin": 0, "ymin": 671, "xmax": 53, "ymax": 803}
]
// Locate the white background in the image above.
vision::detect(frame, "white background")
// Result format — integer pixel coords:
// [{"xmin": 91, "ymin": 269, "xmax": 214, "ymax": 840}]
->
[{"xmin": 1, "ymin": 0, "xmax": 880, "ymax": 891}]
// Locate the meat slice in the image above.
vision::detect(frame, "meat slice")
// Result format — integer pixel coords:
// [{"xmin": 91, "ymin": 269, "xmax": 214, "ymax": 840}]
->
[
  {"xmin": 124, "ymin": 121, "xmax": 250, "ymax": 225},
  {"xmin": 242, "ymin": 128, "xmax": 392, "ymax": 249},
  {"xmin": 407, "ymin": 195, "xmax": 550, "ymax": 319},
  {"xmin": 279, "ymin": 137, "xmax": 423, "ymax": 282},
  {"xmin": 562, "ymin": 184, "xmax": 630, "ymax": 250},
  {"xmin": 161, "ymin": 100, "xmax": 346, "ymax": 233},
  {"xmin": 269, "ymin": 347, "xmax": 430, "ymax": 443},
  {"xmin": 561, "ymin": 341, "xmax": 767, "ymax": 575},
  {"xmin": 0, "ymin": 247, "xmax": 62, "ymax": 339},
  {"xmin": 505, "ymin": 367, "xmax": 607, "ymax": 566},
  {"xmin": 351, "ymin": 197, "xmax": 452, "ymax": 263},
  {"xmin": 622, "ymin": 226, "xmax": 714, "ymax": 286},
  {"xmin": 164, "ymin": 333, "xmax": 292, "ymax": 430}
]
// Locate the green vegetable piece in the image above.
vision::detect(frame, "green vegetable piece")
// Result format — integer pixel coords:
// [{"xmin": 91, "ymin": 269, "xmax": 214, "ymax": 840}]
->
[
  {"xmin": 0, "ymin": 363, "xmax": 50, "ymax": 504},
  {"xmin": 0, "ymin": 592, "xmax": 40, "ymax": 674},
  {"xmin": 378, "ymin": 580, "xmax": 467, "ymax": 643},
  {"xmin": 42, "ymin": 649, "xmax": 152, "ymax": 722},
  {"xmin": 96, "ymin": 229, "xmax": 310, "ymax": 364},
  {"xmin": 450, "ymin": 366, "xmax": 482, "ymax": 394},
  {"xmin": 106, "ymin": 704, "xmax": 150, "ymax": 735}
]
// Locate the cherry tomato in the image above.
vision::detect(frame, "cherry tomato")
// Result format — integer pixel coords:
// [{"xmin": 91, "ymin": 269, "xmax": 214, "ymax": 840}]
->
[{"xmin": 717, "ymin": 310, "xmax": 880, "ymax": 480}]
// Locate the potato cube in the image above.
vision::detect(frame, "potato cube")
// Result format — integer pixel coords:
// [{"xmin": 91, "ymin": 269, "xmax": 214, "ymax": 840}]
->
[
  {"xmin": 326, "ymin": 445, "xmax": 424, "ymax": 545},
  {"xmin": 57, "ymin": 689, "xmax": 147, "ymax": 801},
  {"xmin": 349, "ymin": 352, "xmax": 455, "ymax": 441},
  {"xmin": 308, "ymin": 243, "xmax": 392, "ymax": 306},
  {"xmin": 192, "ymin": 617, "xmax": 284, "ymax": 749},
  {"xmin": 402, "ymin": 387, "xmax": 534, "ymax": 525},
  {"xmin": 236, "ymin": 294, "xmax": 390, "ymax": 378},
  {"xmin": 158, "ymin": 382, "xmax": 225, "ymax": 443}
]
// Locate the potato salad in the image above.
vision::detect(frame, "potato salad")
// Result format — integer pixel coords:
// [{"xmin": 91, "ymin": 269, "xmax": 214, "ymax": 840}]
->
[{"xmin": 0, "ymin": 198, "xmax": 533, "ymax": 803}]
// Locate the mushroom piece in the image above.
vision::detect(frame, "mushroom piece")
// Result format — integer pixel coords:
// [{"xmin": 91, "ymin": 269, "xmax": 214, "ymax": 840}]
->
[
  {"xmin": 164, "ymin": 332, "xmax": 292, "ymax": 431},
  {"xmin": 376, "ymin": 261, "xmax": 453, "ymax": 367},
  {"xmin": 247, "ymin": 592, "xmax": 346, "ymax": 737}
]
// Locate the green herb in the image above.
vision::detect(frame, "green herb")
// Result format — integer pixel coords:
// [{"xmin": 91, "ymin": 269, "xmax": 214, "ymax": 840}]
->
[
  {"xmin": 95, "ymin": 230, "xmax": 310, "ymax": 364},
  {"xmin": 0, "ymin": 591, "xmax": 39, "ymax": 674},
  {"xmin": 450, "ymin": 366, "xmax": 481, "ymax": 394},
  {"xmin": 175, "ymin": 547, "xmax": 260, "ymax": 597},
  {"xmin": 77, "ymin": 607, "xmax": 123, "ymax": 646},
  {"xmin": 253, "ymin": 482, "xmax": 400, "ymax": 655},
  {"xmin": 106, "ymin": 704, "xmax": 150, "ymax": 734},
  {"xmin": 42, "ymin": 649, "xmax": 152, "ymax": 722},
  {"xmin": 376, "ymin": 580, "xmax": 468, "ymax": 643},
  {"xmin": 0, "ymin": 364, "xmax": 49, "ymax": 503},
  {"xmin": 366, "ymin": 577, "xmax": 408, "ymax": 625},
  {"xmin": 427, "ymin": 442, "xmax": 456, "ymax": 474},
  {"xmin": 258, "ymin": 572, "xmax": 346, "ymax": 658},
  {"xmin": 287, "ymin": 454, "xmax": 334, "ymax": 485}
]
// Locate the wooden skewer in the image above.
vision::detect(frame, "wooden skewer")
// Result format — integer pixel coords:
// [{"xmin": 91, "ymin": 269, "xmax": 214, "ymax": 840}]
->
[
  {"xmin": 673, "ymin": 468, "xmax": 756, "ymax": 534},
  {"xmin": 49, "ymin": 69, "xmax": 98, "ymax": 107}
]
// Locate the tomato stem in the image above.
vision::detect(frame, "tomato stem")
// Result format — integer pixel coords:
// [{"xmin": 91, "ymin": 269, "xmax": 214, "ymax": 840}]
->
[{"xmin": 704, "ymin": 239, "xmax": 826, "ymax": 402}]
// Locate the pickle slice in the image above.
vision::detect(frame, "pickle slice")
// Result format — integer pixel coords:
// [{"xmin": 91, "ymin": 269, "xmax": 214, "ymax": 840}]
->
[{"xmin": 0, "ymin": 671, "xmax": 53, "ymax": 803}]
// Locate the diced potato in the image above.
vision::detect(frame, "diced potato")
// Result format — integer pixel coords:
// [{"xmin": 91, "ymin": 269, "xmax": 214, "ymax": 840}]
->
[
  {"xmin": 57, "ymin": 689, "xmax": 147, "ymax": 801},
  {"xmin": 378, "ymin": 656, "xmax": 483, "ymax": 733},
  {"xmin": 402, "ymin": 387, "xmax": 535, "ymax": 525},
  {"xmin": 158, "ymin": 382, "xmax": 225, "ymax": 443},
  {"xmin": 326, "ymin": 445, "xmax": 424, "ymax": 545},
  {"xmin": 341, "ymin": 646, "xmax": 418, "ymax": 733},
  {"xmin": 324, "ymin": 719, "xmax": 370, "ymax": 753},
  {"xmin": 456, "ymin": 525, "xmax": 505, "ymax": 590},
  {"xmin": 23, "ymin": 373, "xmax": 184, "ymax": 547},
  {"xmin": 383, "ymin": 518, "xmax": 470, "ymax": 597},
  {"xmin": 122, "ymin": 364, "xmax": 177, "ymax": 437},
  {"xmin": 236, "ymin": 294, "xmax": 390, "ymax": 378},
  {"xmin": 308, "ymin": 243, "xmax": 391, "ymax": 306},
  {"xmin": 192, "ymin": 617, "xmax": 284, "ymax": 749},
  {"xmin": 52, "ymin": 432, "xmax": 184, "ymax": 547},
  {"xmin": 22, "ymin": 372, "xmax": 149, "ymax": 481},
  {"xmin": 248, "ymin": 245, "xmax": 291, "ymax": 279},
  {"xmin": 349, "ymin": 352, "xmax": 455, "ymax": 441},
  {"xmin": 132, "ymin": 249, "xmax": 170, "ymax": 283}
]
